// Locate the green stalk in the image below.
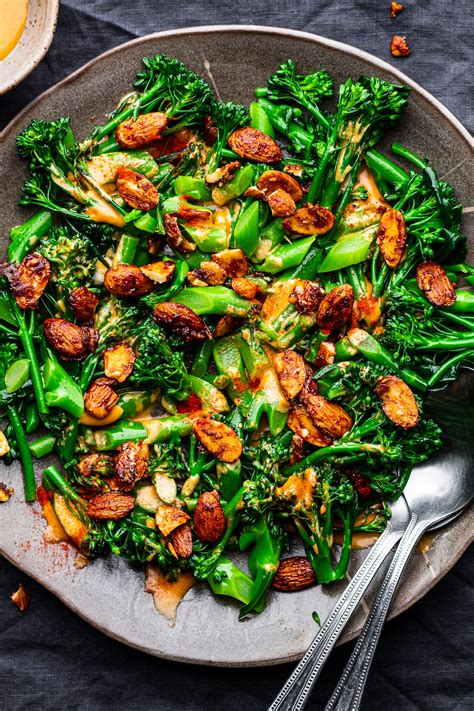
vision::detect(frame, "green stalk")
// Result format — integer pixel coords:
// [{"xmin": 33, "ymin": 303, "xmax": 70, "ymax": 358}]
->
[
  {"xmin": 7, "ymin": 406, "xmax": 36, "ymax": 501},
  {"xmin": 427, "ymin": 349, "xmax": 474, "ymax": 388},
  {"xmin": 8, "ymin": 209, "xmax": 53, "ymax": 263}
]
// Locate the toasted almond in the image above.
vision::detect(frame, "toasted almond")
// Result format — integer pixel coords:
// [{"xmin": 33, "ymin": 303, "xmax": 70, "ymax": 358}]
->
[
  {"xmin": 2, "ymin": 253, "xmax": 51, "ymax": 310},
  {"xmin": 188, "ymin": 261, "xmax": 227, "ymax": 287},
  {"xmin": 87, "ymin": 492, "xmax": 135, "ymax": 520},
  {"xmin": 390, "ymin": 1, "xmax": 404, "ymax": 18},
  {"xmin": 76, "ymin": 453, "xmax": 114, "ymax": 479},
  {"xmin": 103, "ymin": 343, "xmax": 136, "ymax": 382},
  {"xmin": 282, "ymin": 204, "xmax": 335, "ymax": 235},
  {"xmin": 314, "ymin": 341, "xmax": 336, "ymax": 368},
  {"xmin": 155, "ymin": 505, "xmax": 190, "ymax": 537},
  {"xmin": 228, "ymin": 127, "xmax": 282, "ymax": 163},
  {"xmin": 316, "ymin": 284, "xmax": 354, "ymax": 331},
  {"xmin": 374, "ymin": 375, "xmax": 419, "ymax": 429},
  {"xmin": 272, "ymin": 557, "xmax": 317, "ymax": 591},
  {"xmin": 0, "ymin": 433, "xmax": 11, "ymax": 457},
  {"xmin": 212, "ymin": 248, "xmax": 248, "ymax": 277},
  {"xmin": 376, "ymin": 209, "xmax": 407, "ymax": 268},
  {"xmin": 115, "ymin": 112, "xmax": 168, "ymax": 149},
  {"xmin": 192, "ymin": 417, "xmax": 242, "ymax": 462},
  {"xmin": 114, "ymin": 440, "xmax": 149, "ymax": 491},
  {"xmin": 287, "ymin": 403, "xmax": 331, "ymax": 447},
  {"xmin": 301, "ymin": 392, "xmax": 353, "ymax": 439},
  {"xmin": 203, "ymin": 115, "xmax": 218, "ymax": 145},
  {"xmin": 140, "ymin": 260, "xmax": 176, "ymax": 284},
  {"xmin": 43, "ymin": 318, "xmax": 98, "ymax": 361},
  {"xmin": 84, "ymin": 378, "xmax": 118, "ymax": 420},
  {"xmin": 193, "ymin": 490, "xmax": 226, "ymax": 543},
  {"xmin": 153, "ymin": 302, "xmax": 212, "ymax": 342},
  {"xmin": 289, "ymin": 280, "xmax": 325, "ymax": 314},
  {"xmin": 215, "ymin": 315, "xmax": 242, "ymax": 337},
  {"xmin": 245, "ymin": 185, "xmax": 296, "ymax": 217},
  {"xmin": 163, "ymin": 214, "xmax": 196, "ymax": 253},
  {"xmin": 416, "ymin": 260, "xmax": 456, "ymax": 307},
  {"xmin": 257, "ymin": 170, "xmax": 303, "ymax": 201},
  {"xmin": 104, "ymin": 264, "xmax": 155, "ymax": 297},
  {"xmin": 391, "ymin": 34, "xmax": 411, "ymax": 57},
  {"xmin": 116, "ymin": 167, "xmax": 159, "ymax": 211},
  {"xmin": 170, "ymin": 523, "xmax": 193, "ymax": 558},
  {"xmin": 0, "ymin": 482, "xmax": 13, "ymax": 502},
  {"xmin": 354, "ymin": 295, "xmax": 381, "ymax": 328},
  {"xmin": 205, "ymin": 161, "xmax": 241, "ymax": 186},
  {"xmin": 68, "ymin": 286, "xmax": 99, "ymax": 324},
  {"xmin": 290, "ymin": 433, "xmax": 305, "ymax": 465},
  {"xmin": 231, "ymin": 277, "xmax": 257, "ymax": 300},
  {"xmin": 273, "ymin": 350, "xmax": 306, "ymax": 400},
  {"xmin": 11, "ymin": 583, "xmax": 31, "ymax": 611}
]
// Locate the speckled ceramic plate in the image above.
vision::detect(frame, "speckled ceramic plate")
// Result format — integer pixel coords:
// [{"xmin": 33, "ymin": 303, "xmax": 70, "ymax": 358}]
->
[{"xmin": 0, "ymin": 26, "xmax": 472, "ymax": 667}]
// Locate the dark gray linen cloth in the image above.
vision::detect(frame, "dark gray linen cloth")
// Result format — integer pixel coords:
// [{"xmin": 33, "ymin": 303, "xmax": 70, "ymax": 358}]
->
[{"xmin": 0, "ymin": 1, "xmax": 472, "ymax": 709}]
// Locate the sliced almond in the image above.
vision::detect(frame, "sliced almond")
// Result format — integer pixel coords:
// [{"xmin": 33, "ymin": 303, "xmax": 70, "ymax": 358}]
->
[
  {"xmin": 192, "ymin": 417, "xmax": 242, "ymax": 462},
  {"xmin": 103, "ymin": 343, "xmax": 136, "ymax": 382},
  {"xmin": 354, "ymin": 295, "xmax": 381, "ymax": 328},
  {"xmin": 272, "ymin": 557, "xmax": 316, "ymax": 591},
  {"xmin": 169, "ymin": 523, "xmax": 193, "ymax": 558},
  {"xmin": 205, "ymin": 161, "xmax": 241, "ymax": 186},
  {"xmin": 155, "ymin": 504, "xmax": 190, "ymax": 537},
  {"xmin": 287, "ymin": 403, "xmax": 331, "ymax": 447},
  {"xmin": 273, "ymin": 350, "xmax": 306, "ymax": 400},
  {"xmin": 376, "ymin": 209, "xmax": 407, "ymax": 268},
  {"xmin": 163, "ymin": 214, "xmax": 196, "ymax": 253},
  {"xmin": 228, "ymin": 127, "xmax": 282, "ymax": 163},
  {"xmin": 115, "ymin": 112, "xmax": 168, "ymax": 149},
  {"xmin": 68, "ymin": 286, "xmax": 99, "ymax": 324},
  {"xmin": 188, "ymin": 261, "xmax": 227, "ymax": 287},
  {"xmin": 140, "ymin": 260, "xmax": 176, "ymax": 284},
  {"xmin": 257, "ymin": 170, "xmax": 303, "ymax": 201},
  {"xmin": 314, "ymin": 341, "xmax": 336, "ymax": 368},
  {"xmin": 230, "ymin": 277, "xmax": 257, "ymax": 300},
  {"xmin": 416, "ymin": 260, "xmax": 456, "ymax": 307},
  {"xmin": 374, "ymin": 375, "xmax": 419, "ymax": 429},
  {"xmin": 84, "ymin": 378, "xmax": 118, "ymax": 420},
  {"xmin": 301, "ymin": 392, "xmax": 353, "ymax": 439},
  {"xmin": 114, "ymin": 440, "xmax": 149, "ymax": 491},
  {"xmin": 316, "ymin": 284, "xmax": 354, "ymax": 331},
  {"xmin": 116, "ymin": 167, "xmax": 159, "ymax": 211},
  {"xmin": 2, "ymin": 253, "xmax": 51, "ymax": 310},
  {"xmin": 245, "ymin": 186, "xmax": 296, "ymax": 217},
  {"xmin": 193, "ymin": 490, "xmax": 226, "ymax": 543},
  {"xmin": 282, "ymin": 204, "xmax": 335, "ymax": 235},
  {"xmin": 215, "ymin": 315, "xmax": 242, "ymax": 337},
  {"xmin": 289, "ymin": 280, "xmax": 324, "ymax": 314},
  {"xmin": 43, "ymin": 318, "xmax": 98, "ymax": 361},
  {"xmin": 87, "ymin": 492, "xmax": 135, "ymax": 520},
  {"xmin": 104, "ymin": 264, "xmax": 155, "ymax": 297},
  {"xmin": 153, "ymin": 302, "xmax": 212, "ymax": 342},
  {"xmin": 11, "ymin": 583, "xmax": 31, "ymax": 611},
  {"xmin": 212, "ymin": 248, "xmax": 248, "ymax": 277}
]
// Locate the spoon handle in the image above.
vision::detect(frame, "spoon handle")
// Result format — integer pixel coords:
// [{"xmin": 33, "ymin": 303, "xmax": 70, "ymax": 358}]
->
[
  {"xmin": 324, "ymin": 513, "xmax": 428, "ymax": 711},
  {"xmin": 268, "ymin": 523, "xmax": 402, "ymax": 711}
]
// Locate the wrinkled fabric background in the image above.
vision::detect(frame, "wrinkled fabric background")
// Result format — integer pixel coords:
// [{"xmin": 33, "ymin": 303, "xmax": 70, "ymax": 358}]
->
[{"xmin": 0, "ymin": 1, "xmax": 472, "ymax": 709}]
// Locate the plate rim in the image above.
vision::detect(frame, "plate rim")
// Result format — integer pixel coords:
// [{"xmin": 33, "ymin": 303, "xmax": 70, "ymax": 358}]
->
[{"xmin": 0, "ymin": 24, "xmax": 472, "ymax": 667}]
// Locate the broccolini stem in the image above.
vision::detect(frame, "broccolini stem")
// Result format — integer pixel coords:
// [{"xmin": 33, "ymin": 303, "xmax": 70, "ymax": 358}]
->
[
  {"xmin": 427, "ymin": 349, "xmax": 474, "ymax": 388},
  {"xmin": 7, "ymin": 406, "xmax": 36, "ymax": 502}
]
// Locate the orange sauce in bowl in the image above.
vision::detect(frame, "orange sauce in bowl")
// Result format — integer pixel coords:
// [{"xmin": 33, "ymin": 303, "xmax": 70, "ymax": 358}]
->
[{"xmin": 0, "ymin": 0, "xmax": 28, "ymax": 61}]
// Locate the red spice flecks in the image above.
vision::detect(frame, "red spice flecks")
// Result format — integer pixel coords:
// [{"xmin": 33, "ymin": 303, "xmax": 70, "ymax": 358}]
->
[
  {"xmin": 36, "ymin": 485, "xmax": 52, "ymax": 506},
  {"xmin": 347, "ymin": 471, "xmax": 372, "ymax": 498},
  {"xmin": 176, "ymin": 393, "xmax": 202, "ymax": 413}
]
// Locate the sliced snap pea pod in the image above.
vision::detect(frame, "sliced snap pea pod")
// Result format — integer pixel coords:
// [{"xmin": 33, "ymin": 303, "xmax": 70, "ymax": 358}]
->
[
  {"xmin": 5, "ymin": 359, "xmax": 30, "ymax": 393},
  {"xmin": 250, "ymin": 101, "xmax": 275, "ymax": 138},
  {"xmin": 173, "ymin": 176, "xmax": 211, "ymax": 201},
  {"xmin": 318, "ymin": 225, "xmax": 378, "ymax": 273},
  {"xmin": 174, "ymin": 286, "xmax": 253, "ymax": 317},
  {"xmin": 29, "ymin": 434, "xmax": 56, "ymax": 459}
]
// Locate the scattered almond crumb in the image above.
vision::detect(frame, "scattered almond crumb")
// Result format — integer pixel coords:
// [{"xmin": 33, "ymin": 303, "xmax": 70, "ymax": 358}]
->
[
  {"xmin": 391, "ymin": 35, "xmax": 411, "ymax": 57},
  {"xmin": 74, "ymin": 553, "xmax": 90, "ymax": 569},
  {"xmin": 390, "ymin": 2, "xmax": 404, "ymax": 18},
  {"xmin": 0, "ymin": 483, "xmax": 13, "ymax": 503},
  {"xmin": 11, "ymin": 583, "xmax": 31, "ymax": 612},
  {"xmin": 0, "ymin": 431, "xmax": 10, "ymax": 456}
]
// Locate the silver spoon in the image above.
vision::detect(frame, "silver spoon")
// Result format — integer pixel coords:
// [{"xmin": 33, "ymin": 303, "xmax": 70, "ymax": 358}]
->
[{"xmin": 270, "ymin": 374, "xmax": 474, "ymax": 711}]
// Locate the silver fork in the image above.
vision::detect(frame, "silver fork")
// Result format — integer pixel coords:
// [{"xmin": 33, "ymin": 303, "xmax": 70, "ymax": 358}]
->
[{"xmin": 270, "ymin": 375, "xmax": 473, "ymax": 711}]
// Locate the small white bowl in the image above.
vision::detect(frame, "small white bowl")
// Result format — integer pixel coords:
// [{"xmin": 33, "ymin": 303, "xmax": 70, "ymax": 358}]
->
[{"xmin": 0, "ymin": 0, "xmax": 59, "ymax": 95}]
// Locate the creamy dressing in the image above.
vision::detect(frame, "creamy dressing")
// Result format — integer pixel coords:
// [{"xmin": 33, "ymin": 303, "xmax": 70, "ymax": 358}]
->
[
  {"xmin": 0, "ymin": 0, "xmax": 27, "ymax": 61},
  {"xmin": 145, "ymin": 565, "xmax": 195, "ymax": 625}
]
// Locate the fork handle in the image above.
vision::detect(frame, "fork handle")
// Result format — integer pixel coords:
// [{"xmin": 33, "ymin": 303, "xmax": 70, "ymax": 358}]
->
[
  {"xmin": 324, "ymin": 514, "xmax": 429, "ymax": 711},
  {"xmin": 268, "ymin": 523, "xmax": 403, "ymax": 711}
]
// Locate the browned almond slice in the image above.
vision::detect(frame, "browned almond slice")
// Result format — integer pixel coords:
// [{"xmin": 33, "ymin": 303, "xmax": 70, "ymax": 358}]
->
[
  {"xmin": 156, "ymin": 505, "xmax": 190, "ymax": 537},
  {"xmin": 212, "ymin": 248, "xmax": 248, "ymax": 277},
  {"xmin": 391, "ymin": 34, "xmax": 411, "ymax": 57},
  {"xmin": 87, "ymin": 492, "xmax": 135, "ymax": 520},
  {"xmin": 104, "ymin": 264, "xmax": 155, "ymax": 297},
  {"xmin": 287, "ymin": 403, "xmax": 331, "ymax": 447},
  {"xmin": 205, "ymin": 161, "xmax": 241, "ymax": 186},
  {"xmin": 114, "ymin": 441, "xmax": 149, "ymax": 491},
  {"xmin": 192, "ymin": 417, "xmax": 242, "ymax": 462},
  {"xmin": 230, "ymin": 277, "xmax": 257, "ymax": 300},
  {"xmin": 289, "ymin": 280, "xmax": 324, "ymax": 314},
  {"xmin": 2, "ymin": 253, "xmax": 51, "ymax": 310},
  {"xmin": 153, "ymin": 302, "xmax": 212, "ymax": 342},
  {"xmin": 228, "ymin": 127, "xmax": 282, "ymax": 163},
  {"xmin": 115, "ymin": 112, "xmax": 168, "ymax": 149},
  {"xmin": 316, "ymin": 284, "xmax": 354, "ymax": 331},
  {"xmin": 290, "ymin": 433, "xmax": 305, "ymax": 465},
  {"xmin": 104, "ymin": 343, "xmax": 136, "ymax": 382},
  {"xmin": 84, "ymin": 378, "xmax": 118, "ymax": 420},
  {"xmin": 245, "ymin": 186, "xmax": 296, "ymax": 217},
  {"xmin": 215, "ymin": 315, "xmax": 242, "ymax": 337},
  {"xmin": 169, "ymin": 523, "xmax": 193, "ymax": 558},
  {"xmin": 354, "ymin": 295, "xmax": 381, "ymax": 328},
  {"xmin": 374, "ymin": 375, "xmax": 419, "ymax": 429},
  {"xmin": 416, "ymin": 260, "xmax": 456, "ymax": 307},
  {"xmin": 272, "ymin": 557, "xmax": 317, "ymax": 591},
  {"xmin": 314, "ymin": 341, "xmax": 336, "ymax": 368},
  {"xmin": 301, "ymin": 392, "xmax": 353, "ymax": 439},
  {"xmin": 188, "ymin": 261, "xmax": 227, "ymax": 287},
  {"xmin": 376, "ymin": 209, "xmax": 407, "ymax": 268},
  {"xmin": 163, "ymin": 214, "xmax": 196, "ymax": 253},
  {"xmin": 10, "ymin": 583, "xmax": 31, "ymax": 611},
  {"xmin": 43, "ymin": 318, "xmax": 98, "ymax": 361},
  {"xmin": 140, "ymin": 260, "xmax": 176, "ymax": 284},
  {"xmin": 257, "ymin": 170, "xmax": 303, "ymax": 201},
  {"xmin": 273, "ymin": 350, "xmax": 306, "ymax": 400},
  {"xmin": 116, "ymin": 167, "xmax": 159, "ymax": 211},
  {"xmin": 68, "ymin": 286, "xmax": 99, "ymax": 323},
  {"xmin": 193, "ymin": 490, "xmax": 226, "ymax": 543},
  {"xmin": 76, "ymin": 453, "xmax": 114, "ymax": 479},
  {"xmin": 282, "ymin": 204, "xmax": 335, "ymax": 235}
]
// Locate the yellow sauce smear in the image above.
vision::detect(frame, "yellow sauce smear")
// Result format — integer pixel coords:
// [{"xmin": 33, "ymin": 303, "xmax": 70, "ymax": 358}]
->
[
  {"xmin": 145, "ymin": 564, "xmax": 195, "ymax": 625},
  {"xmin": 0, "ymin": 0, "xmax": 27, "ymax": 61}
]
